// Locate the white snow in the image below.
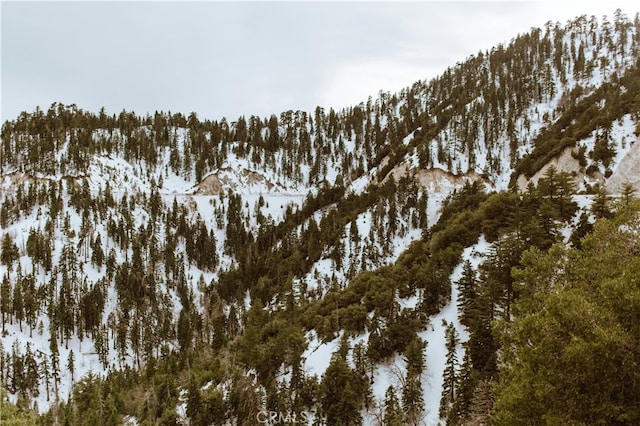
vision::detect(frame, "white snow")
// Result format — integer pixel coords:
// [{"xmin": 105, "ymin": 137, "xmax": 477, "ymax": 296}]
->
[
  {"xmin": 302, "ymin": 332, "xmax": 340, "ymax": 378},
  {"xmin": 419, "ymin": 236, "xmax": 489, "ymax": 426}
]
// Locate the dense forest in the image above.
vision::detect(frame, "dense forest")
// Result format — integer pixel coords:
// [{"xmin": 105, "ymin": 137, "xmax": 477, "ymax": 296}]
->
[{"xmin": 1, "ymin": 9, "xmax": 640, "ymax": 425}]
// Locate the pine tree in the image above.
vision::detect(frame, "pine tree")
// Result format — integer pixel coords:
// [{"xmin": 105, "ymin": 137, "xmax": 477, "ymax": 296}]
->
[
  {"xmin": 451, "ymin": 349, "xmax": 475, "ymax": 423},
  {"xmin": 40, "ymin": 357, "xmax": 51, "ymax": 402},
  {"xmin": 439, "ymin": 322, "xmax": 459, "ymax": 420},
  {"xmin": 569, "ymin": 211, "xmax": 593, "ymax": 249},
  {"xmin": 186, "ymin": 379, "xmax": 203, "ymax": 424},
  {"xmin": 383, "ymin": 386, "xmax": 404, "ymax": 426},
  {"xmin": 23, "ymin": 343, "xmax": 39, "ymax": 397},
  {"xmin": 12, "ymin": 278, "xmax": 24, "ymax": 332},
  {"xmin": 404, "ymin": 337, "xmax": 426, "ymax": 377},
  {"xmin": 620, "ymin": 180, "xmax": 636, "ymax": 206},
  {"xmin": 91, "ymin": 233, "xmax": 105, "ymax": 268},
  {"xmin": 592, "ymin": 184, "xmax": 613, "ymax": 219},
  {"xmin": 554, "ymin": 170, "xmax": 578, "ymax": 221},
  {"xmin": 67, "ymin": 349, "xmax": 75, "ymax": 383},
  {"xmin": 0, "ymin": 234, "xmax": 19, "ymax": 266},
  {"xmin": 456, "ymin": 260, "xmax": 477, "ymax": 326},
  {"xmin": 320, "ymin": 355, "xmax": 365, "ymax": 425},
  {"xmin": 402, "ymin": 376, "xmax": 424, "ymax": 425},
  {"xmin": 1, "ymin": 274, "xmax": 12, "ymax": 332}
]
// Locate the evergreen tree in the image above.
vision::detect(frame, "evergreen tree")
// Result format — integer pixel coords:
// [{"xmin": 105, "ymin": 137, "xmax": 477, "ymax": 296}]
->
[
  {"xmin": 186, "ymin": 379, "xmax": 203, "ymax": 425},
  {"xmin": 320, "ymin": 355, "xmax": 365, "ymax": 425},
  {"xmin": 12, "ymin": 279, "xmax": 24, "ymax": 332},
  {"xmin": 0, "ymin": 381, "xmax": 39, "ymax": 425},
  {"xmin": 91, "ymin": 233, "xmax": 105, "ymax": 268},
  {"xmin": 456, "ymin": 260, "xmax": 477, "ymax": 327},
  {"xmin": 404, "ymin": 337, "xmax": 426, "ymax": 377},
  {"xmin": 591, "ymin": 185, "xmax": 613, "ymax": 219},
  {"xmin": 439, "ymin": 322, "xmax": 459, "ymax": 420},
  {"xmin": 569, "ymin": 211, "xmax": 593, "ymax": 249},
  {"xmin": 451, "ymin": 349, "xmax": 475, "ymax": 423},
  {"xmin": 0, "ymin": 234, "xmax": 19, "ymax": 266},
  {"xmin": 402, "ymin": 376, "xmax": 424, "ymax": 425},
  {"xmin": 620, "ymin": 180, "xmax": 636, "ymax": 206},
  {"xmin": 67, "ymin": 349, "xmax": 75, "ymax": 383},
  {"xmin": 383, "ymin": 385, "xmax": 404, "ymax": 426},
  {"xmin": 0, "ymin": 274, "xmax": 11, "ymax": 332}
]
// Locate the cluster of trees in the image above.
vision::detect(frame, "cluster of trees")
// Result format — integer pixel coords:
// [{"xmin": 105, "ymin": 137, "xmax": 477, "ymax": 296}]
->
[
  {"xmin": 0, "ymin": 378, "xmax": 39, "ymax": 425},
  {"xmin": 0, "ymin": 170, "xmax": 226, "ymax": 400},
  {"xmin": 0, "ymin": 149, "xmax": 436, "ymax": 425},
  {"xmin": 493, "ymin": 200, "xmax": 640, "ymax": 424},
  {"xmin": 217, "ymin": 175, "xmax": 429, "ymax": 304},
  {"xmin": 0, "ymin": 97, "xmax": 403, "ymax": 191},
  {"xmin": 20, "ymin": 173, "xmax": 631, "ymax": 425}
]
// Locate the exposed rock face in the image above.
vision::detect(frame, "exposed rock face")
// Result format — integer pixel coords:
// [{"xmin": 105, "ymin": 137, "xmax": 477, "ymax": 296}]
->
[
  {"xmin": 606, "ymin": 140, "xmax": 640, "ymax": 195},
  {"xmin": 515, "ymin": 147, "xmax": 591, "ymax": 191},
  {"xmin": 382, "ymin": 158, "xmax": 492, "ymax": 192},
  {"xmin": 194, "ymin": 167, "xmax": 277, "ymax": 195},
  {"xmin": 514, "ymin": 137, "xmax": 639, "ymax": 196}
]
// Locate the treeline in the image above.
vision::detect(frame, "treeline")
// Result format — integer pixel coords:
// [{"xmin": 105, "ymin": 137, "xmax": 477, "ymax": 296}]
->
[
  {"xmin": 0, "ymin": 98, "xmax": 405, "ymax": 189},
  {"xmin": 3, "ymin": 13, "xmax": 637, "ymax": 190}
]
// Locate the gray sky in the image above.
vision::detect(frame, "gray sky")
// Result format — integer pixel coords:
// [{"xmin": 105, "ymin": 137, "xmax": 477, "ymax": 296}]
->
[{"xmin": 2, "ymin": 1, "xmax": 639, "ymax": 123}]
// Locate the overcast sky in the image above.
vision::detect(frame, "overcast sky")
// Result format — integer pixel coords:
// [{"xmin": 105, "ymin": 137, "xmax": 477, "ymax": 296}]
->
[{"xmin": 2, "ymin": 1, "xmax": 639, "ymax": 123}]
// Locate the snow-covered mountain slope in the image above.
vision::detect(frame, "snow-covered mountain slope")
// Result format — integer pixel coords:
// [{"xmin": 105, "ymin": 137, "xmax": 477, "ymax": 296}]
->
[{"xmin": 1, "ymin": 10, "xmax": 639, "ymax": 424}]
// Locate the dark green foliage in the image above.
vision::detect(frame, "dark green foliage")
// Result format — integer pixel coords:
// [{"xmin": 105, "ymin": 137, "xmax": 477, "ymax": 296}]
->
[
  {"xmin": 591, "ymin": 184, "xmax": 613, "ymax": 219},
  {"xmin": 320, "ymin": 354, "xmax": 368, "ymax": 425},
  {"xmin": 590, "ymin": 128, "xmax": 617, "ymax": 167},
  {"xmin": 493, "ymin": 202, "xmax": 640, "ymax": 424},
  {"xmin": 0, "ymin": 233, "xmax": 19, "ymax": 266},
  {"xmin": 0, "ymin": 382, "xmax": 40, "ymax": 424},
  {"xmin": 569, "ymin": 211, "xmax": 594, "ymax": 249},
  {"xmin": 234, "ymin": 305, "xmax": 306, "ymax": 385},
  {"xmin": 402, "ymin": 376, "xmax": 424, "ymax": 425},
  {"xmin": 456, "ymin": 261, "xmax": 477, "ymax": 327},
  {"xmin": 536, "ymin": 165, "xmax": 578, "ymax": 222},
  {"xmin": 383, "ymin": 386, "xmax": 404, "ymax": 425},
  {"xmin": 620, "ymin": 180, "xmax": 637, "ymax": 206},
  {"xmin": 303, "ymin": 182, "xmax": 486, "ymax": 362},
  {"xmin": 480, "ymin": 192, "xmax": 520, "ymax": 242},
  {"xmin": 26, "ymin": 227, "xmax": 52, "ymax": 271},
  {"xmin": 450, "ymin": 350, "xmax": 475, "ymax": 424},
  {"xmin": 439, "ymin": 322, "xmax": 459, "ymax": 421}
]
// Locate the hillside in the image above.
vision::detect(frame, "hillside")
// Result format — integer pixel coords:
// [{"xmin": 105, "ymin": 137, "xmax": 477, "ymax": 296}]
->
[{"xmin": 1, "ymin": 10, "xmax": 640, "ymax": 425}]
